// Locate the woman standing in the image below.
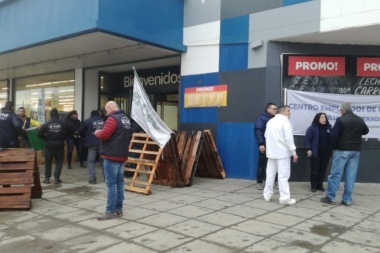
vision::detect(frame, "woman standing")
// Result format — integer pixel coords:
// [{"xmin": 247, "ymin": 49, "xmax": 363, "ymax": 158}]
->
[{"xmin": 304, "ymin": 113, "xmax": 332, "ymax": 192}]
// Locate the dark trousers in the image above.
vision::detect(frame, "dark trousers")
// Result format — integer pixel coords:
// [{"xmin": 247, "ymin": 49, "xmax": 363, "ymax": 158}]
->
[
  {"xmin": 45, "ymin": 146, "xmax": 64, "ymax": 179},
  {"xmin": 66, "ymin": 137, "xmax": 84, "ymax": 165},
  {"xmin": 0, "ymin": 139, "xmax": 20, "ymax": 148},
  {"xmin": 310, "ymin": 152, "xmax": 330, "ymax": 189},
  {"xmin": 256, "ymin": 152, "xmax": 267, "ymax": 183}
]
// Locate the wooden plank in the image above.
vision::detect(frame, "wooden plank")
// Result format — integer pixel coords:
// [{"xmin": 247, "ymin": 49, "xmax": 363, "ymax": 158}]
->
[
  {"xmin": 0, "ymin": 186, "xmax": 31, "ymax": 194},
  {"xmin": 0, "ymin": 163, "xmax": 34, "ymax": 170},
  {"xmin": 0, "ymin": 202, "xmax": 31, "ymax": 209},
  {"xmin": 124, "ymin": 168, "xmax": 154, "ymax": 175},
  {"xmin": 125, "ymin": 179, "xmax": 149, "ymax": 186},
  {"xmin": 129, "ymin": 149, "xmax": 160, "ymax": 155}
]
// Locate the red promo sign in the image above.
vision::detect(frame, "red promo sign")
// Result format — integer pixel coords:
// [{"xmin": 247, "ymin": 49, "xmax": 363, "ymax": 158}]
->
[
  {"xmin": 288, "ymin": 56, "xmax": 345, "ymax": 76},
  {"xmin": 185, "ymin": 84, "xmax": 227, "ymax": 93},
  {"xmin": 357, "ymin": 57, "xmax": 380, "ymax": 77}
]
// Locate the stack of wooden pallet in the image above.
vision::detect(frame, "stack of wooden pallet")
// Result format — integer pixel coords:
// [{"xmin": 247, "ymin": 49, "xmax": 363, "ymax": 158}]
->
[{"xmin": 0, "ymin": 149, "xmax": 40, "ymax": 209}]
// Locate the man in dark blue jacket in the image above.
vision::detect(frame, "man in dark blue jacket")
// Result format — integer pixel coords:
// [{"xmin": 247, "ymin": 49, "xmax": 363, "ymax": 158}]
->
[
  {"xmin": 79, "ymin": 110, "xmax": 105, "ymax": 184},
  {"xmin": 321, "ymin": 102, "xmax": 369, "ymax": 206},
  {"xmin": 254, "ymin": 103, "xmax": 277, "ymax": 190},
  {"xmin": 38, "ymin": 108, "xmax": 69, "ymax": 184},
  {"xmin": 0, "ymin": 101, "xmax": 23, "ymax": 148}
]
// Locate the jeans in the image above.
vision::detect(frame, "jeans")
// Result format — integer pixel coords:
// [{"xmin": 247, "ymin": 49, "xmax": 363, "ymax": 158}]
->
[
  {"xmin": 326, "ymin": 150, "xmax": 360, "ymax": 204},
  {"xmin": 87, "ymin": 146, "xmax": 102, "ymax": 181},
  {"xmin": 256, "ymin": 151, "xmax": 267, "ymax": 183},
  {"xmin": 66, "ymin": 137, "xmax": 84, "ymax": 165},
  {"xmin": 103, "ymin": 159, "xmax": 124, "ymax": 214},
  {"xmin": 45, "ymin": 146, "xmax": 64, "ymax": 179}
]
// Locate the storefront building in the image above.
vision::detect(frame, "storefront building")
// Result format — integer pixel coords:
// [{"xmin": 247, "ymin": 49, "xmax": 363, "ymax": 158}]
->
[{"xmin": 1, "ymin": 0, "xmax": 379, "ymax": 182}]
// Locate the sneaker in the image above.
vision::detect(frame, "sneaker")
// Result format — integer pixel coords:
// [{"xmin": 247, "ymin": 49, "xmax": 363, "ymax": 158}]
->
[
  {"xmin": 257, "ymin": 183, "xmax": 264, "ymax": 190},
  {"xmin": 80, "ymin": 164, "xmax": 86, "ymax": 168},
  {"xmin": 320, "ymin": 196, "xmax": 336, "ymax": 205},
  {"xmin": 42, "ymin": 178, "xmax": 50, "ymax": 184},
  {"xmin": 311, "ymin": 188, "xmax": 317, "ymax": 193},
  {"xmin": 279, "ymin": 198, "xmax": 296, "ymax": 205},
  {"xmin": 67, "ymin": 165, "xmax": 72, "ymax": 169},
  {"xmin": 97, "ymin": 212, "xmax": 118, "ymax": 221},
  {"xmin": 341, "ymin": 200, "xmax": 352, "ymax": 206},
  {"xmin": 89, "ymin": 179, "xmax": 97, "ymax": 184},
  {"xmin": 264, "ymin": 196, "xmax": 271, "ymax": 202},
  {"xmin": 54, "ymin": 179, "xmax": 62, "ymax": 184},
  {"xmin": 115, "ymin": 210, "xmax": 123, "ymax": 218}
]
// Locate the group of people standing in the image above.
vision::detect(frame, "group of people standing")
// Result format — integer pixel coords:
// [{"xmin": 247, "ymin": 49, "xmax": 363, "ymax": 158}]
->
[
  {"xmin": 0, "ymin": 100, "xmax": 139, "ymax": 221},
  {"xmin": 254, "ymin": 102, "xmax": 369, "ymax": 206}
]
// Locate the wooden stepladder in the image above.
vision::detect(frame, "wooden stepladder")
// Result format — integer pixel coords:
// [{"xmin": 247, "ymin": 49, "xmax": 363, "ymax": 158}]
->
[{"xmin": 124, "ymin": 133, "xmax": 163, "ymax": 195}]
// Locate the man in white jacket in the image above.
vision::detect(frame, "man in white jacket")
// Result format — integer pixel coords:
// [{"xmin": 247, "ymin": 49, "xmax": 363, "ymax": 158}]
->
[{"xmin": 263, "ymin": 105, "xmax": 298, "ymax": 205}]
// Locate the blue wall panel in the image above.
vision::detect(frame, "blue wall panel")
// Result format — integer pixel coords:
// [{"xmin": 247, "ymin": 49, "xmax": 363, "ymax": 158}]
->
[
  {"xmin": 219, "ymin": 15, "xmax": 248, "ymax": 72},
  {"xmin": 217, "ymin": 122, "xmax": 258, "ymax": 179},
  {"xmin": 219, "ymin": 44, "xmax": 248, "ymax": 72},
  {"xmin": 220, "ymin": 15, "xmax": 249, "ymax": 44},
  {"xmin": 180, "ymin": 73, "xmax": 219, "ymax": 123},
  {"xmin": 98, "ymin": 0, "xmax": 185, "ymax": 51},
  {"xmin": 0, "ymin": 0, "xmax": 185, "ymax": 53},
  {"xmin": 0, "ymin": 0, "xmax": 98, "ymax": 52},
  {"xmin": 283, "ymin": 0, "xmax": 313, "ymax": 7}
]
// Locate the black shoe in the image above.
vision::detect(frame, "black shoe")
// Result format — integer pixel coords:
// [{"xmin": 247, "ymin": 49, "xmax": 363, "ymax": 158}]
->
[
  {"xmin": 311, "ymin": 188, "xmax": 317, "ymax": 192},
  {"xmin": 89, "ymin": 179, "xmax": 97, "ymax": 184},
  {"xmin": 43, "ymin": 178, "xmax": 50, "ymax": 184},
  {"xmin": 80, "ymin": 163, "xmax": 86, "ymax": 168},
  {"xmin": 54, "ymin": 179, "xmax": 62, "ymax": 184},
  {"xmin": 317, "ymin": 186, "xmax": 325, "ymax": 192},
  {"xmin": 341, "ymin": 200, "xmax": 352, "ymax": 206},
  {"xmin": 67, "ymin": 165, "xmax": 72, "ymax": 169},
  {"xmin": 320, "ymin": 196, "xmax": 336, "ymax": 205}
]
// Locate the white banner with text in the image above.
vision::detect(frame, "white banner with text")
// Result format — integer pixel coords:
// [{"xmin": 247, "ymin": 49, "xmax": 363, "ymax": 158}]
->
[{"xmin": 287, "ymin": 90, "xmax": 379, "ymax": 138}]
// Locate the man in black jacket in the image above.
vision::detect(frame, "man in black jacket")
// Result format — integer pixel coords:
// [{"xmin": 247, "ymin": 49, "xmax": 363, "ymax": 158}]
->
[
  {"xmin": 0, "ymin": 101, "xmax": 23, "ymax": 148},
  {"xmin": 38, "ymin": 108, "xmax": 69, "ymax": 184},
  {"xmin": 321, "ymin": 102, "xmax": 369, "ymax": 206},
  {"xmin": 254, "ymin": 103, "xmax": 277, "ymax": 190},
  {"xmin": 79, "ymin": 110, "xmax": 105, "ymax": 184}
]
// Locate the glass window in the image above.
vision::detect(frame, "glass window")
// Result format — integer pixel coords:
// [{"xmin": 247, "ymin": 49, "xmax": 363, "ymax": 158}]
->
[
  {"xmin": 14, "ymin": 72, "xmax": 75, "ymax": 123},
  {"xmin": 0, "ymin": 80, "xmax": 8, "ymax": 108}
]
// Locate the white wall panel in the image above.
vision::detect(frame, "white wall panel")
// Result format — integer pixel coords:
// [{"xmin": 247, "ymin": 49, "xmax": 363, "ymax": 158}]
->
[
  {"xmin": 183, "ymin": 21, "xmax": 220, "ymax": 46},
  {"xmin": 321, "ymin": 0, "xmax": 380, "ymax": 32},
  {"xmin": 181, "ymin": 45, "xmax": 219, "ymax": 75}
]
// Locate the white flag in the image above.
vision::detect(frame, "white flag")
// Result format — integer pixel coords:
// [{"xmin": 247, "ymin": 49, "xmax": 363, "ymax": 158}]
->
[{"xmin": 131, "ymin": 68, "xmax": 173, "ymax": 147}]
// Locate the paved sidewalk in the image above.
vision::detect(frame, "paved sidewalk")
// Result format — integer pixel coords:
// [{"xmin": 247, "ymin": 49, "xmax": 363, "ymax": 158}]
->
[{"xmin": 1, "ymin": 163, "xmax": 380, "ymax": 253}]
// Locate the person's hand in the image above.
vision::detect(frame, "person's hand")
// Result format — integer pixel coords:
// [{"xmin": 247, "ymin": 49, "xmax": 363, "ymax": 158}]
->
[
  {"xmin": 259, "ymin": 145, "xmax": 265, "ymax": 153},
  {"xmin": 307, "ymin": 150, "xmax": 312, "ymax": 157},
  {"xmin": 292, "ymin": 153, "xmax": 298, "ymax": 163},
  {"xmin": 94, "ymin": 130, "xmax": 101, "ymax": 135}
]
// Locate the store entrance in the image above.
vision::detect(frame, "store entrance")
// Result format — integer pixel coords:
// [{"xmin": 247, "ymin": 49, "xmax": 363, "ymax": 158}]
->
[{"xmin": 107, "ymin": 92, "xmax": 178, "ymax": 131}]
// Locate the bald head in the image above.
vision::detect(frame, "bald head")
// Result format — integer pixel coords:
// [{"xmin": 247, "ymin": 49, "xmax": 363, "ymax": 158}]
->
[{"xmin": 105, "ymin": 101, "xmax": 119, "ymax": 115}]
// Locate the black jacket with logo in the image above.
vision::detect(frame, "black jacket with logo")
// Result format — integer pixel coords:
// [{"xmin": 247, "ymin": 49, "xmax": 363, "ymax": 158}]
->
[{"xmin": 38, "ymin": 116, "xmax": 69, "ymax": 148}]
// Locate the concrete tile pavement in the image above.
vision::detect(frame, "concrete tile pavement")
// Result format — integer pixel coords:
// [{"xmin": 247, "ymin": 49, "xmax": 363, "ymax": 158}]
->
[{"xmin": 1, "ymin": 163, "xmax": 380, "ymax": 253}]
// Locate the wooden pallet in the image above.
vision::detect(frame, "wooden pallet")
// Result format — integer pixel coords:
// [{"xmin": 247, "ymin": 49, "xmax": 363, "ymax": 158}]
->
[
  {"xmin": 154, "ymin": 133, "xmax": 184, "ymax": 187},
  {"xmin": 0, "ymin": 149, "xmax": 37, "ymax": 209},
  {"xmin": 196, "ymin": 130, "xmax": 226, "ymax": 179},
  {"xmin": 124, "ymin": 133, "xmax": 163, "ymax": 195}
]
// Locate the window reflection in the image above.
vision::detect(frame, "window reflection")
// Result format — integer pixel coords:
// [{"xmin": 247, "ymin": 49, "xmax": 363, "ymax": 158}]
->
[{"xmin": 15, "ymin": 72, "xmax": 74, "ymax": 123}]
